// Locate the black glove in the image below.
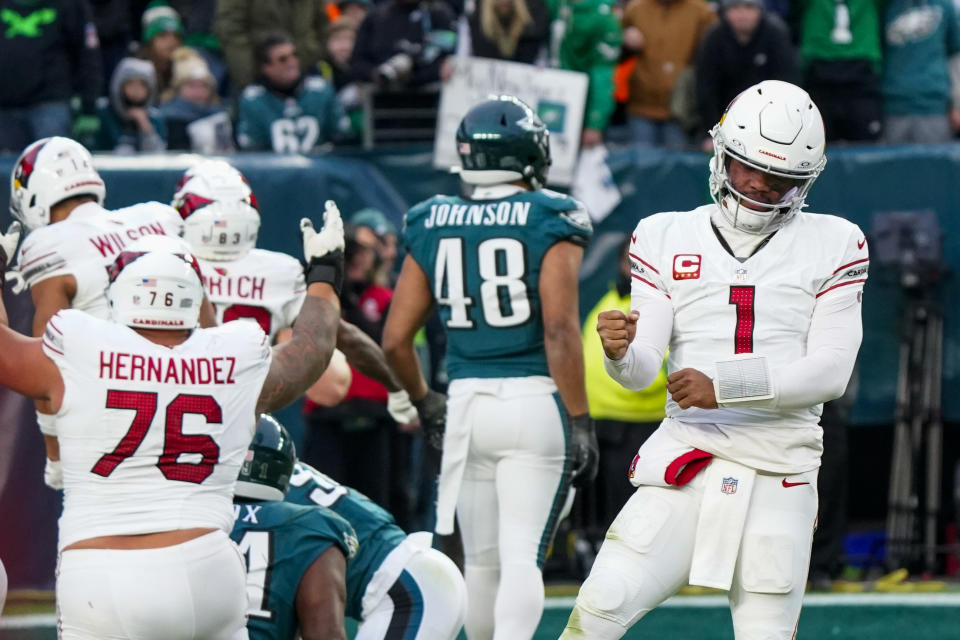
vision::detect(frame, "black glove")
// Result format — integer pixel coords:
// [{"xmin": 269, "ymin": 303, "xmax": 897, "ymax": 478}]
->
[
  {"xmin": 413, "ymin": 389, "xmax": 447, "ymax": 450},
  {"xmin": 304, "ymin": 249, "xmax": 344, "ymax": 295},
  {"xmin": 569, "ymin": 413, "xmax": 599, "ymax": 489}
]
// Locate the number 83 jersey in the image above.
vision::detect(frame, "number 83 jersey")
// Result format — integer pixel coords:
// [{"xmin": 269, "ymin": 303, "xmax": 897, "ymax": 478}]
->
[{"xmin": 404, "ymin": 185, "xmax": 592, "ymax": 381}]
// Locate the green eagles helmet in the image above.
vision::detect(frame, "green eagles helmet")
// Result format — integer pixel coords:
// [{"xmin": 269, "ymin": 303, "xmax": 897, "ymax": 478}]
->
[
  {"xmin": 456, "ymin": 95, "xmax": 551, "ymax": 189},
  {"xmin": 235, "ymin": 414, "xmax": 296, "ymax": 501}
]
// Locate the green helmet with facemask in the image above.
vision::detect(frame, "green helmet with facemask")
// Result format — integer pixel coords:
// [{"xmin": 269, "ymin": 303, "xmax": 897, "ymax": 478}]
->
[{"xmin": 456, "ymin": 95, "xmax": 551, "ymax": 189}]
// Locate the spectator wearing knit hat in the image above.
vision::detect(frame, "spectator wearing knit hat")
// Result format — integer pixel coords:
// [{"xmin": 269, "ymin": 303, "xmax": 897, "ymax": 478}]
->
[
  {"xmin": 158, "ymin": 48, "xmax": 233, "ymax": 152},
  {"xmin": 695, "ymin": 0, "xmax": 798, "ymax": 150},
  {"xmin": 95, "ymin": 57, "xmax": 167, "ymax": 152},
  {"xmin": 137, "ymin": 1, "xmax": 185, "ymax": 102}
]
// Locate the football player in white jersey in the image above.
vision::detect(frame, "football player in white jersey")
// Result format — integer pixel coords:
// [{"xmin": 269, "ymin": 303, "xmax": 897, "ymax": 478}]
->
[
  {"xmin": 0, "ymin": 200, "xmax": 346, "ymax": 639},
  {"xmin": 6, "ymin": 137, "xmax": 214, "ymax": 488},
  {"xmin": 561, "ymin": 80, "xmax": 869, "ymax": 639},
  {"xmin": 172, "ymin": 159, "xmax": 418, "ymax": 423}
]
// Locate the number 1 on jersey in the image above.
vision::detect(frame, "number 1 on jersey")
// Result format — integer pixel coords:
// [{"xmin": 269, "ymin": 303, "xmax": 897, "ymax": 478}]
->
[{"xmin": 729, "ymin": 285, "xmax": 755, "ymax": 354}]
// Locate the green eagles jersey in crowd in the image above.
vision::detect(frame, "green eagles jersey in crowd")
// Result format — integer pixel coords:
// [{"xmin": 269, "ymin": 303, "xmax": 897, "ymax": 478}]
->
[
  {"xmin": 230, "ymin": 499, "xmax": 358, "ymax": 640},
  {"xmin": 404, "ymin": 186, "xmax": 593, "ymax": 380},
  {"xmin": 545, "ymin": 0, "xmax": 622, "ymax": 131},
  {"xmin": 235, "ymin": 76, "xmax": 348, "ymax": 153},
  {"xmin": 286, "ymin": 462, "xmax": 408, "ymax": 620}
]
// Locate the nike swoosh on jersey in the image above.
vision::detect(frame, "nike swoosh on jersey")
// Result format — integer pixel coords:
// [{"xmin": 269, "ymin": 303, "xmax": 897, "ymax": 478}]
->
[
  {"xmin": 782, "ymin": 478, "xmax": 810, "ymax": 488},
  {"xmin": 857, "ymin": 238, "xmax": 866, "ymax": 250}
]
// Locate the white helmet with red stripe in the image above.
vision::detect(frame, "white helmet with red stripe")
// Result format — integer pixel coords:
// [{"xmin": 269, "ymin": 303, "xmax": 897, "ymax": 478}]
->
[
  {"xmin": 172, "ymin": 160, "xmax": 260, "ymax": 261},
  {"xmin": 708, "ymin": 80, "xmax": 827, "ymax": 234},
  {"xmin": 9, "ymin": 137, "xmax": 106, "ymax": 231},
  {"xmin": 106, "ymin": 235, "xmax": 204, "ymax": 330}
]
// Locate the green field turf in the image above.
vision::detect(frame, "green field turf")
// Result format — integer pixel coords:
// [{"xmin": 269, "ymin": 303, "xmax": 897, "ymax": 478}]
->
[{"xmin": 3, "ymin": 594, "xmax": 959, "ymax": 639}]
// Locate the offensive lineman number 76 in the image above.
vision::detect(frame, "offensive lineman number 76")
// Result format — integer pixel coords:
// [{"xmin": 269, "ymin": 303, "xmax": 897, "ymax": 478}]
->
[{"xmin": 92, "ymin": 390, "xmax": 222, "ymax": 484}]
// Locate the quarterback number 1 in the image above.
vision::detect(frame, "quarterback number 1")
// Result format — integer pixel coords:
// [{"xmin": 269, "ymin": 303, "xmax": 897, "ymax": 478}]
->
[
  {"xmin": 729, "ymin": 285, "xmax": 755, "ymax": 354},
  {"xmin": 92, "ymin": 391, "xmax": 222, "ymax": 483}
]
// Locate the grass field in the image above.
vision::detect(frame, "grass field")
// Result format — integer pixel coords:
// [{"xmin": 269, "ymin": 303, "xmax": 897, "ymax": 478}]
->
[{"xmin": 3, "ymin": 593, "xmax": 959, "ymax": 639}]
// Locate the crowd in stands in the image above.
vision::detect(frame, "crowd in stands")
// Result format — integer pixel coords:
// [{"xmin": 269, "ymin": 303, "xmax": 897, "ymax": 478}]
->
[{"xmin": 2, "ymin": 0, "xmax": 959, "ymax": 156}]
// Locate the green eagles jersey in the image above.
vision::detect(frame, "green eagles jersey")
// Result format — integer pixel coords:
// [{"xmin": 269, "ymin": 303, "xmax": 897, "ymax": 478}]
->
[
  {"xmin": 230, "ymin": 500, "xmax": 358, "ymax": 640},
  {"xmin": 286, "ymin": 462, "xmax": 407, "ymax": 619},
  {"xmin": 404, "ymin": 187, "xmax": 593, "ymax": 380},
  {"xmin": 235, "ymin": 76, "xmax": 348, "ymax": 152}
]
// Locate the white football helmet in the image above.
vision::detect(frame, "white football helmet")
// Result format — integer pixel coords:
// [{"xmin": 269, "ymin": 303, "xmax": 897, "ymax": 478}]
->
[
  {"xmin": 708, "ymin": 80, "xmax": 827, "ymax": 235},
  {"xmin": 10, "ymin": 137, "xmax": 106, "ymax": 231},
  {"xmin": 107, "ymin": 235, "xmax": 204, "ymax": 330},
  {"xmin": 172, "ymin": 160, "xmax": 260, "ymax": 261}
]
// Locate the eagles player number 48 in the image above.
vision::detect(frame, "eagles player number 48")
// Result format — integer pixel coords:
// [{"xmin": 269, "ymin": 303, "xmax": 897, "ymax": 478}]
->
[{"xmin": 435, "ymin": 236, "xmax": 531, "ymax": 329}]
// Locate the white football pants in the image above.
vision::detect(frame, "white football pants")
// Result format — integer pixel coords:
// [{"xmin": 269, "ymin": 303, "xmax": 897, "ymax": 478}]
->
[
  {"xmin": 562, "ymin": 464, "xmax": 819, "ymax": 640},
  {"xmin": 449, "ymin": 378, "xmax": 571, "ymax": 640},
  {"xmin": 355, "ymin": 547, "xmax": 467, "ymax": 639},
  {"xmin": 57, "ymin": 530, "xmax": 248, "ymax": 639}
]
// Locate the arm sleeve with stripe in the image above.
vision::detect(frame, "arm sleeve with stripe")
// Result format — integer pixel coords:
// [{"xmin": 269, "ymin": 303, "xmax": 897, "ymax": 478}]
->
[{"xmin": 603, "ymin": 227, "xmax": 673, "ymax": 391}]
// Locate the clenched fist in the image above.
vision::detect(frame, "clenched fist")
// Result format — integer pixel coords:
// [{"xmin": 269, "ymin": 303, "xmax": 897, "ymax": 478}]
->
[{"xmin": 597, "ymin": 309, "xmax": 639, "ymax": 360}]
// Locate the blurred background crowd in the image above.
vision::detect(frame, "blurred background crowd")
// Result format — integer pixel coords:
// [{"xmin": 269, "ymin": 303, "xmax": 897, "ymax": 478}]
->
[
  {"xmin": 2, "ymin": 0, "xmax": 959, "ymax": 155},
  {"xmin": 3, "ymin": 0, "xmax": 960, "ymax": 590}
]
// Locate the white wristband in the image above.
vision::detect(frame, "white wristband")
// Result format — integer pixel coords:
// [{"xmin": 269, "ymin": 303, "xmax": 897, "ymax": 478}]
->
[{"xmin": 713, "ymin": 355, "xmax": 775, "ymax": 405}]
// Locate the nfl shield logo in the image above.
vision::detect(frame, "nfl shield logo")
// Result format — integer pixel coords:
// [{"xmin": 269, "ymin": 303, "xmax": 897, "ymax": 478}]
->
[{"xmin": 721, "ymin": 477, "xmax": 738, "ymax": 494}]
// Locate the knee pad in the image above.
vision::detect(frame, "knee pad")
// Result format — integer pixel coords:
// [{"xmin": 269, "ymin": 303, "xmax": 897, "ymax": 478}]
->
[
  {"xmin": 576, "ymin": 562, "xmax": 649, "ymax": 628},
  {"xmin": 607, "ymin": 490, "xmax": 674, "ymax": 554}
]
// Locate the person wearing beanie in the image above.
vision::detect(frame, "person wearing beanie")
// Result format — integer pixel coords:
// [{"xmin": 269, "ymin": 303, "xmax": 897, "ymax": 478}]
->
[
  {"xmin": 95, "ymin": 56, "xmax": 167, "ymax": 152},
  {"xmin": 137, "ymin": 1, "xmax": 185, "ymax": 101},
  {"xmin": 158, "ymin": 47, "xmax": 233, "ymax": 152},
  {"xmin": 350, "ymin": 208, "xmax": 399, "ymax": 286},
  {"xmin": 695, "ymin": 0, "xmax": 798, "ymax": 149}
]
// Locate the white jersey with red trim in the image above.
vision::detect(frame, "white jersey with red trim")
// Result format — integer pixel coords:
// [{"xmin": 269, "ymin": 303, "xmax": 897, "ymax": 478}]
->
[
  {"xmin": 198, "ymin": 248, "xmax": 306, "ymax": 342},
  {"xmin": 43, "ymin": 309, "xmax": 272, "ymax": 550},
  {"xmin": 15, "ymin": 201, "xmax": 184, "ymax": 319},
  {"xmin": 629, "ymin": 204, "xmax": 868, "ymax": 471}
]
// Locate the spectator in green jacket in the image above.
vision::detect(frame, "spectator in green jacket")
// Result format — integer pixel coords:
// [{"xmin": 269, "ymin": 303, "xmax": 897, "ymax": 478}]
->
[
  {"xmin": 798, "ymin": 0, "xmax": 884, "ymax": 142},
  {"xmin": 216, "ymin": 0, "xmax": 329, "ymax": 91},
  {"xmin": 545, "ymin": 0, "xmax": 622, "ymax": 147}
]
